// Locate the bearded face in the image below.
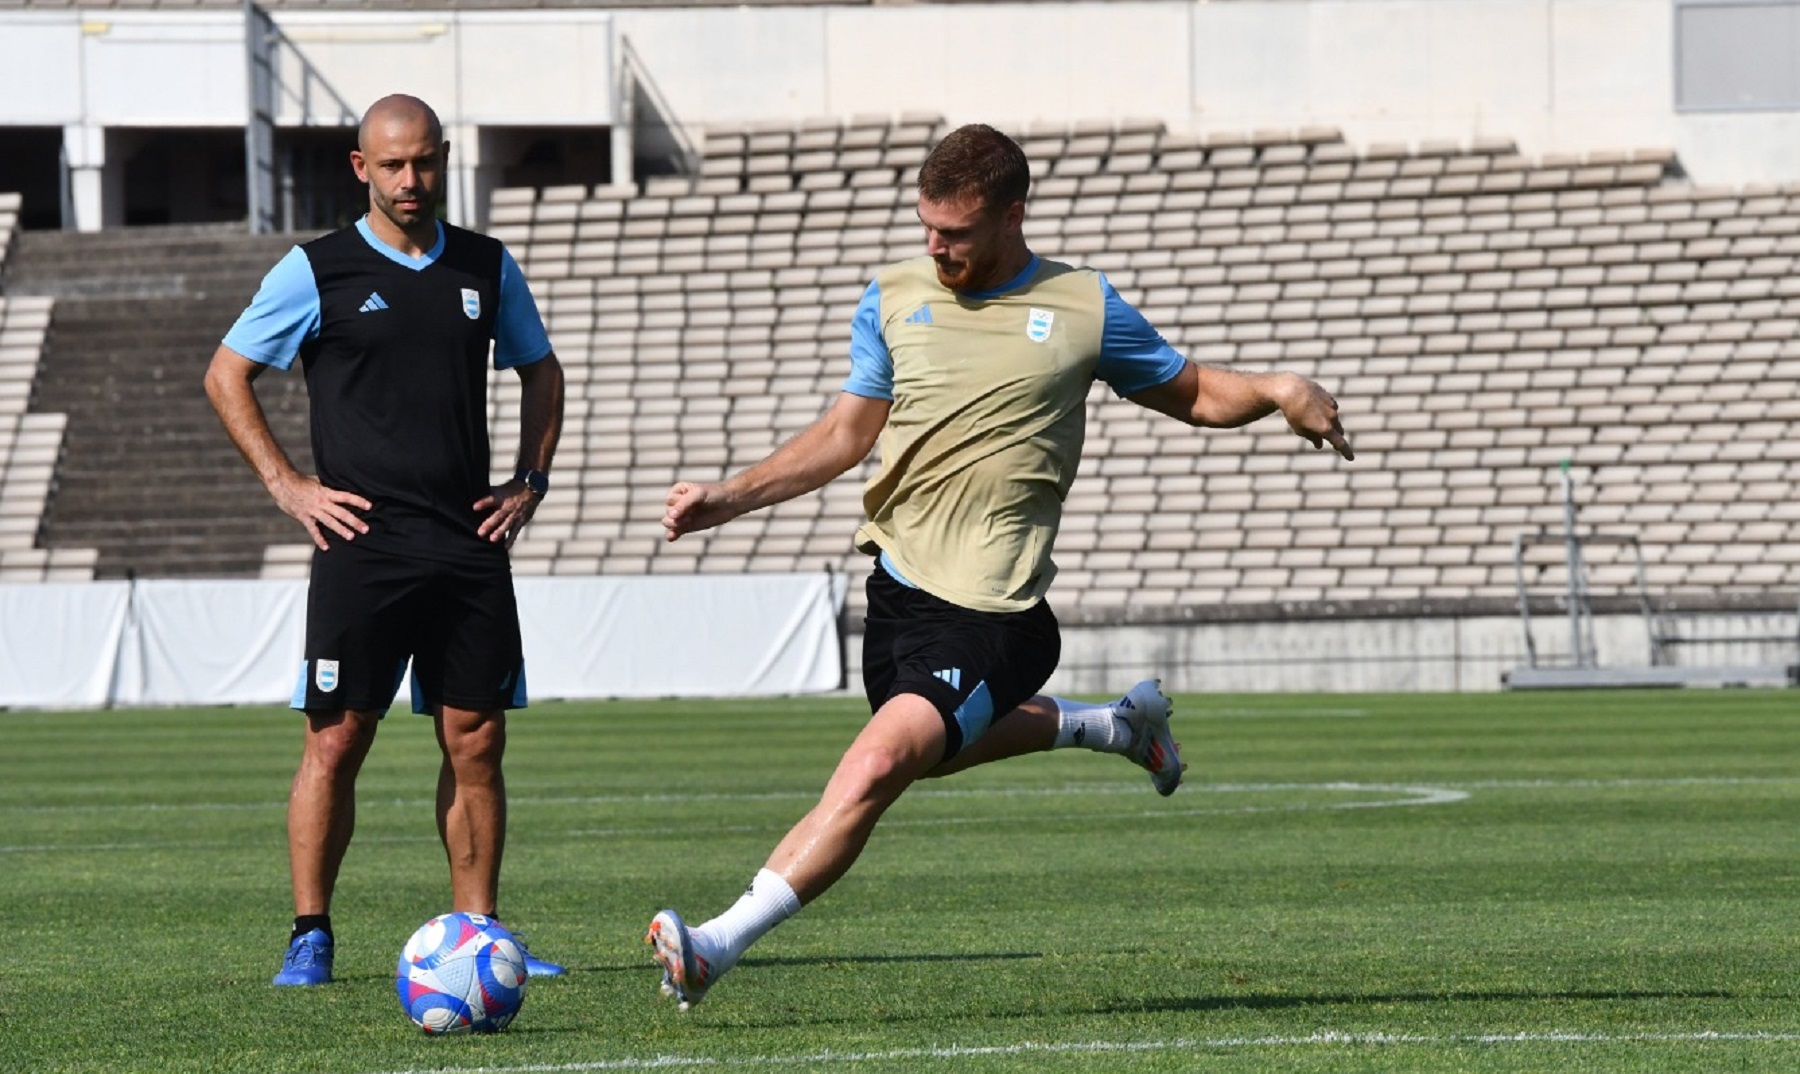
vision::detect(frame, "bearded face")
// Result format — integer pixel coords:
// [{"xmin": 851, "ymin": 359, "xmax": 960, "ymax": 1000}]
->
[
  {"xmin": 918, "ymin": 193, "xmax": 1025, "ymax": 293},
  {"xmin": 352, "ymin": 115, "xmax": 445, "ymax": 238}
]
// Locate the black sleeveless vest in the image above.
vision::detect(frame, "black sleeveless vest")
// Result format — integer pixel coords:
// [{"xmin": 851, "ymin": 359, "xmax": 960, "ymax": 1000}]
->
[{"xmin": 297, "ymin": 223, "xmax": 506, "ymax": 565}]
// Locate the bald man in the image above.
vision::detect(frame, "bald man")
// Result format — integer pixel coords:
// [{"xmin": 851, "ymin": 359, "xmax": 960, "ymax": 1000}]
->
[{"xmin": 206, "ymin": 94, "xmax": 568, "ymax": 985}]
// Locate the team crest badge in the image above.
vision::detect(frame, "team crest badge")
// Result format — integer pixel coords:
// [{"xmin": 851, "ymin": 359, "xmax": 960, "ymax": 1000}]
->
[
  {"xmin": 1026, "ymin": 307, "xmax": 1055, "ymax": 343},
  {"xmin": 315, "ymin": 659, "xmax": 339, "ymax": 692},
  {"xmin": 461, "ymin": 288, "xmax": 481, "ymax": 320}
]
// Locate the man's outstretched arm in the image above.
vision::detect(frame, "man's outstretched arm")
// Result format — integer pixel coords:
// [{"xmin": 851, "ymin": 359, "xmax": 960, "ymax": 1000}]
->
[
  {"xmin": 663, "ymin": 391, "xmax": 891, "ymax": 541},
  {"xmin": 1128, "ymin": 360, "xmax": 1354, "ymax": 460}
]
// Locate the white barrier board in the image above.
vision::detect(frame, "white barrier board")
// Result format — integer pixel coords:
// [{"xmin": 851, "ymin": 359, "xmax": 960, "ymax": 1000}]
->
[
  {"xmin": 0, "ymin": 573, "xmax": 844, "ymax": 710},
  {"xmin": 0, "ymin": 582, "xmax": 131, "ymax": 708}
]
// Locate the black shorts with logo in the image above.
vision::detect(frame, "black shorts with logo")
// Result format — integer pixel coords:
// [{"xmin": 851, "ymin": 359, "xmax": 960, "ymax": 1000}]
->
[
  {"xmin": 862, "ymin": 559, "xmax": 1061, "ymax": 761},
  {"xmin": 294, "ymin": 541, "xmax": 526, "ymax": 714}
]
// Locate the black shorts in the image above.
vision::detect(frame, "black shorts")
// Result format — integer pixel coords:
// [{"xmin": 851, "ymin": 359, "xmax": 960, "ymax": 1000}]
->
[
  {"xmin": 862, "ymin": 559, "xmax": 1061, "ymax": 760},
  {"xmin": 293, "ymin": 542, "xmax": 526, "ymax": 714}
]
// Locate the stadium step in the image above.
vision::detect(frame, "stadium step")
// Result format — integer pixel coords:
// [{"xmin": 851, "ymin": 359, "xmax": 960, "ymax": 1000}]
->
[
  {"xmin": 5, "ymin": 226, "xmax": 300, "ymax": 301},
  {"xmin": 11, "ymin": 226, "xmax": 315, "ymax": 579}
]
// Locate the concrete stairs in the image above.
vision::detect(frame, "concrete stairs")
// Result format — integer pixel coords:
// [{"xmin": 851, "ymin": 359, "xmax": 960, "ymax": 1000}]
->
[{"xmin": 6, "ymin": 224, "xmax": 318, "ymax": 578}]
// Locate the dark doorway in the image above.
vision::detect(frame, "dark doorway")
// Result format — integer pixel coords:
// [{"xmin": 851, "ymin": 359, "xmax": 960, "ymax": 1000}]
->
[
  {"xmin": 275, "ymin": 127, "xmax": 365, "ymax": 233},
  {"xmin": 0, "ymin": 128, "xmax": 66, "ymax": 230},
  {"xmin": 118, "ymin": 129, "xmax": 248, "ymax": 226},
  {"xmin": 492, "ymin": 127, "xmax": 613, "ymax": 190}
]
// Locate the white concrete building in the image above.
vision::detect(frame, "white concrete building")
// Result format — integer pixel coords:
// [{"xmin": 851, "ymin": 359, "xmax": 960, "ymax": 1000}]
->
[{"xmin": 1, "ymin": 0, "xmax": 1796, "ymax": 232}]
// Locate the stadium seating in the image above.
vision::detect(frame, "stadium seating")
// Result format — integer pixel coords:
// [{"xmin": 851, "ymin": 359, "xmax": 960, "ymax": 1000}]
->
[
  {"xmin": 7, "ymin": 224, "xmax": 307, "ymax": 579},
  {"xmin": 0, "ymin": 194, "xmax": 86, "ymax": 581},
  {"xmin": 0, "ymin": 192, "xmax": 18, "ymax": 289},
  {"xmin": 0, "ymin": 294, "xmax": 97, "ymax": 581},
  {"xmin": 301, "ymin": 114, "xmax": 1796, "ymax": 622}
]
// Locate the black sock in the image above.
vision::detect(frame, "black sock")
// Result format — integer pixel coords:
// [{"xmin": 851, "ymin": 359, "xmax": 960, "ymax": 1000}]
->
[{"xmin": 292, "ymin": 915, "xmax": 332, "ymax": 943}]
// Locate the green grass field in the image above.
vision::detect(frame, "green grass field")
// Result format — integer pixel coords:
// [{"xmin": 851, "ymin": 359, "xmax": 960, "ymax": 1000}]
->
[{"xmin": 4, "ymin": 688, "xmax": 1800, "ymax": 1072}]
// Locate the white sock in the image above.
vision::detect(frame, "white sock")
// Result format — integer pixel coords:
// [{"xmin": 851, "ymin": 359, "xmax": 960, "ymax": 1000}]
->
[
  {"xmin": 692, "ymin": 868, "xmax": 801, "ymax": 973},
  {"xmin": 1051, "ymin": 695, "xmax": 1133, "ymax": 753}
]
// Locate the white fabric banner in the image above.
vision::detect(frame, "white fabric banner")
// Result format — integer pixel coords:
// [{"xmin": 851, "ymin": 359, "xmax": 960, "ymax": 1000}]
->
[
  {"xmin": 120, "ymin": 579, "xmax": 310, "ymax": 706},
  {"xmin": 0, "ymin": 581, "xmax": 131, "ymax": 708},
  {"xmin": 516, "ymin": 573, "xmax": 847, "ymax": 699},
  {"xmin": 0, "ymin": 573, "xmax": 844, "ymax": 709}
]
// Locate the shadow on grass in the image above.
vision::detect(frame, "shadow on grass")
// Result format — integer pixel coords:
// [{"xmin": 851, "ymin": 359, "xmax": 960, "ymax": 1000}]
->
[
  {"xmin": 1112, "ymin": 988, "xmax": 1741, "ymax": 1014},
  {"xmin": 676, "ymin": 980, "xmax": 1750, "ymax": 1032},
  {"xmin": 743, "ymin": 951, "xmax": 1043, "ymax": 969},
  {"xmin": 330, "ymin": 951, "xmax": 1043, "ymax": 986}
]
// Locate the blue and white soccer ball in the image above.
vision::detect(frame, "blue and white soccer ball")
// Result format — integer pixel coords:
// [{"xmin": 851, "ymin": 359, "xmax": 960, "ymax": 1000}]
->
[{"xmin": 395, "ymin": 912, "xmax": 528, "ymax": 1034}]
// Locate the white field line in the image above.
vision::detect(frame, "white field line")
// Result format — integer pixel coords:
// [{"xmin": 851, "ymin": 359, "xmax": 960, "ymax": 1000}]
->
[
  {"xmin": 362, "ymin": 1029, "xmax": 1800, "ymax": 1074},
  {"xmin": 0, "ymin": 783, "xmax": 1466, "ymax": 853},
  {"xmin": 8, "ymin": 775, "xmax": 1800, "ymax": 817},
  {"xmin": 1458, "ymin": 776, "xmax": 1800, "ymax": 790},
  {"xmin": 564, "ymin": 785, "xmax": 1469, "ymax": 840},
  {"xmin": 9, "ymin": 776, "xmax": 1800, "ymax": 853},
  {"xmin": 1, "ymin": 780, "xmax": 1442, "ymax": 816}
]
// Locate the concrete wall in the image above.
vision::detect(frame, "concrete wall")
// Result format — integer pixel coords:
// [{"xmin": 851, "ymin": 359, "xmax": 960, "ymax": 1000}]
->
[
  {"xmin": 609, "ymin": 0, "xmax": 1800, "ymax": 186},
  {"xmin": 0, "ymin": 9, "xmax": 617, "ymax": 229},
  {"xmin": 0, "ymin": 10, "xmax": 618, "ymax": 129},
  {"xmin": 5, "ymin": 0, "xmax": 1800, "ymax": 231},
  {"xmin": 847, "ymin": 611, "xmax": 1800, "ymax": 695}
]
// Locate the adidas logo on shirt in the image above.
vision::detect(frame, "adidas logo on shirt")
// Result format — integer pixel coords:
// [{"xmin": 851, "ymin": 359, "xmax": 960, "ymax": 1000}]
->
[
  {"xmin": 931, "ymin": 668, "xmax": 962, "ymax": 690},
  {"xmin": 358, "ymin": 292, "xmax": 389, "ymax": 313},
  {"xmin": 904, "ymin": 305, "xmax": 933, "ymax": 325}
]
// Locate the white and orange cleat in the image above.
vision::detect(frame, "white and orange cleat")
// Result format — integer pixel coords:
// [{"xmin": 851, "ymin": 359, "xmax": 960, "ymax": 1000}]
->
[
  {"xmin": 646, "ymin": 909, "xmax": 718, "ymax": 1011},
  {"xmin": 1118, "ymin": 679, "xmax": 1185, "ymax": 797}
]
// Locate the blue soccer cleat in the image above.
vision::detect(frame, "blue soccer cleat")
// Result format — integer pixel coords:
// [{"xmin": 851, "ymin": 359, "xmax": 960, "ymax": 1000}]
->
[
  {"xmin": 492, "ymin": 919, "xmax": 565, "ymax": 977},
  {"xmin": 520, "ymin": 940, "xmax": 566, "ymax": 978},
  {"xmin": 272, "ymin": 928, "xmax": 334, "ymax": 986}
]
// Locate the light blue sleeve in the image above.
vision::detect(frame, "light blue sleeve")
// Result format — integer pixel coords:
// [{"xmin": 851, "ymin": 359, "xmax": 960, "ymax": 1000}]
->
[
  {"xmin": 494, "ymin": 246, "xmax": 553, "ymax": 369},
  {"xmin": 841, "ymin": 280, "xmax": 894, "ymax": 400},
  {"xmin": 1094, "ymin": 274, "xmax": 1186, "ymax": 397},
  {"xmin": 221, "ymin": 247, "xmax": 319, "ymax": 370}
]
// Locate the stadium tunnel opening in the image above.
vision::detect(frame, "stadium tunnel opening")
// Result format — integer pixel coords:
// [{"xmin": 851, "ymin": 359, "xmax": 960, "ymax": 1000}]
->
[
  {"xmin": 3, "ymin": 123, "xmax": 620, "ymax": 235},
  {"xmin": 273, "ymin": 127, "xmax": 367, "ymax": 233},
  {"xmin": 115, "ymin": 128, "xmax": 248, "ymax": 227},
  {"xmin": 491, "ymin": 127, "xmax": 613, "ymax": 190},
  {"xmin": 0, "ymin": 127, "xmax": 63, "ymax": 231},
  {"xmin": 260, "ymin": 125, "xmax": 616, "ymax": 233}
]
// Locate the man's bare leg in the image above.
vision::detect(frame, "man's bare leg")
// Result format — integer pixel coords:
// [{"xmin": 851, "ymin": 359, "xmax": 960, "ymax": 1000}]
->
[
  {"xmin": 434, "ymin": 706, "xmax": 506, "ymax": 915},
  {"xmin": 647, "ymin": 694, "xmax": 944, "ymax": 1008},
  {"xmin": 288, "ymin": 709, "xmax": 381, "ymax": 916},
  {"xmin": 275, "ymin": 708, "xmax": 379, "ymax": 985}
]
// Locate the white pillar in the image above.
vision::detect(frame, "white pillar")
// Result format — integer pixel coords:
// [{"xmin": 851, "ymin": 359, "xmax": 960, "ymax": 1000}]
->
[
  {"xmin": 63, "ymin": 124, "xmax": 106, "ymax": 232},
  {"xmin": 446, "ymin": 122, "xmax": 482, "ymax": 230}
]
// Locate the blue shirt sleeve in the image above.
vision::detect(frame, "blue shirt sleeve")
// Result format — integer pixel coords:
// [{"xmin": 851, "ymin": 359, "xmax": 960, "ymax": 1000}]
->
[
  {"xmin": 1095, "ymin": 274, "xmax": 1186, "ymax": 396},
  {"xmin": 221, "ymin": 247, "xmax": 319, "ymax": 370},
  {"xmin": 841, "ymin": 280, "xmax": 894, "ymax": 400},
  {"xmin": 494, "ymin": 246, "xmax": 553, "ymax": 369}
]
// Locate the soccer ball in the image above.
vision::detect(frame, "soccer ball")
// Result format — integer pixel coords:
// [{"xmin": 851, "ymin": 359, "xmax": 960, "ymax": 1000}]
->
[{"xmin": 395, "ymin": 912, "xmax": 528, "ymax": 1034}]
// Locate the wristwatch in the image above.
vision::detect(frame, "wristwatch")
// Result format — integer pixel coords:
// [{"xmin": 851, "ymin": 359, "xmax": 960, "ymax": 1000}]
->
[{"xmin": 516, "ymin": 468, "xmax": 550, "ymax": 497}]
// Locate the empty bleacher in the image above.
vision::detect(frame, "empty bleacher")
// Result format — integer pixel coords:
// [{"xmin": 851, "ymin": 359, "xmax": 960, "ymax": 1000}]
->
[
  {"xmin": 0, "ymin": 192, "xmax": 18, "ymax": 291},
  {"xmin": 0, "ymin": 293, "xmax": 97, "ymax": 581},
  {"xmin": 6, "ymin": 224, "xmax": 310, "ymax": 579},
  {"xmin": 400, "ymin": 114, "xmax": 1798, "ymax": 622},
  {"xmin": 0, "ymin": 192, "xmax": 89, "ymax": 581}
]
